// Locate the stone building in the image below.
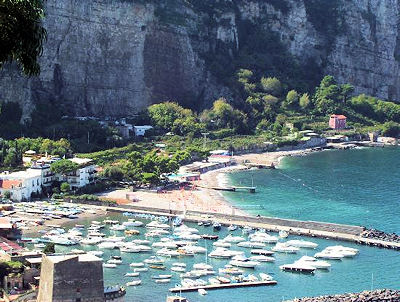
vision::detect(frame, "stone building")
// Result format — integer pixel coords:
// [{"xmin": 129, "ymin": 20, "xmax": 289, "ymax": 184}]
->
[{"xmin": 37, "ymin": 254, "xmax": 104, "ymax": 302}]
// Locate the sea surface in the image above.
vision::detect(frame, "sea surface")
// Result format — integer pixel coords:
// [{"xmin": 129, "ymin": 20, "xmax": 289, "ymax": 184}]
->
[{"xmin": 42, "ymin": 147, "xmax": 400, "ymax": 302}]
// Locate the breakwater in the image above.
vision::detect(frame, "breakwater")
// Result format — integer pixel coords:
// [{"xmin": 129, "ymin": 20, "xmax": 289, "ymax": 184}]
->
[
  {"xmin": 361, "ymin": 229, "xmax": 400, "ymax": 243},
  {"xmin": 286, "ymin": 289, "xmax": 400, "ymax": 302},
  {"xmin": 75, "ymin": 201, "xmax": 400, "ymax": 250}
]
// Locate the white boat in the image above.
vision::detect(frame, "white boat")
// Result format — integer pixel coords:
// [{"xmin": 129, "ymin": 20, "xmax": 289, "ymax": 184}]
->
[
  {"xmin": 280, "ymin": 262, "xmax": 316, "ymax": 273},
  {"xmin": 152, "ymin": 241, "xmax": 178, "ymax": 249},
  {"xmin": 104, "ymin": 236, "xmax": 125, "ymax": 242},
  {"xmin": 172, "ymin": 262, "xmax": 186, "ymax": 267},
  {"xmin": 130, "ymin": 262, "xmax": 145, "ymax": 267},
  {"xmin": 208, "ymin": 247, "xmax": 243, "ymax": 259},
  {"xmin": 110, "ymin": 224, "xmax": 126, "ymax": 231},
  {"xmin": 208, "ymin": 277, "xmax": 221, "ymax": 285},
  {"xmin": 213, "ymin": 240, "xmax": 231, "ymax": 248},
  {"xmin": 272, "ymin": 243, "xmax": 299, "ymax": 254},
  {"xmin": 132, "ymin": 239, "xmax": 151, "ymax": 245},
  {"xmin": 144, "ymin": 256, "xmax": 165, "ymax": 265},
  {"xmin": 107, "ymin": 259, "xmax": 122, "ymax": 265},
  {"xmin": 152, "ymin": 274, "xmax": 172, "ymax": 279},
  {"xmin": 249, "ymin": 255, "xmax": 275, "ymax": 262},
  {"xmin": 259, "ymin": 273, "xmax": 273, "ymax": 281},
  {"xmin": 174, "ymin": 225, "xmax": 199, "ymax": 234},
  {"xmin": 103, "ymin": 263, "xmax": 117, "ymax": 268},
  {"xmin": 134, "ymin": 267, "xmax": 149, "ymax": 272},
  {"xmin": 279, "ymin": 230, "xmax": 289, "ymax": 238},
  {"xmin": 229, "ymin": 255, "xmax": 260, "ymax": 268},
  {"xmin": 218, "ymin": 266, "xmax": 244, "ymax": 275},
  {"xmin": 179, "ymin": 245, "xmax": 207, "ymax": 254},
  {"xmin": 123, "ymin": 220, "xmax": 144, "ymax": 227},
  {"xmin": 237, "ymin": 241, "xmax": 266, "ymax": 248},
  {"xmin": 156, "ymin": 248, "xmax": 180, "ymax": 257},
  {"xmin": 249, "ymin": 233, "xmax": 279, "ymax": 243},
  {"xmin": 223, "ymin": 235, "xmax": 245, "ymax": 243},
  {"xmin": 296, "ymin": 256, "xmax": 331, "ymax": 269},
  {"xmin": 198, "ymin": 288, "xmax": 207, "ymax": 295},
  {"xmin": 125, "ymin": 272, "xmax": 140, "ymax": 277},
  {"xmin": 171, "ymin": 266, "xmax": 186, "ymax": 272},
  {"xmin": 98, "ymin": 242, "xmax": 117, "ymax": 249},
  {"xmin": 137, "ymin": 245, "xmax": 152, "ymax": 252},
  {"xmin": 286, "ymin": 239, "xmax": 318, "ymax": 249},
  {"xmin": 314, "ymin": 250, "xmax": 344, "ymax": 260},
  {"xmin": 81, "ymin": 237, "xmax": 103, "ymax": 245},
  {"xmin": 178, "ymin": 233, "xmax": 201, "ymax": 241},
  {"xmin": 324, "ymin": 245, "xmax": 359, "ymax": 257},
  {"xmin": 227, "ymin": 225, "xmax": 238, "ymax": 231},
  {"xmin": 120, "ymin": 246, "xmax": 142, "ymax": 253},
  {"xmin": 146, "ymin": 221, "xmax": 170, "ymax": 230},
  {"xmin": 126, "ymin": 280, "xmax": 142, "ymax": 286},
  {"xmin": 155, "ymin": 279, "xmax": 171, "ymax": 283},
  {"xmin": 34, "ymin": 243, "xmax": 45, "ymax": 249},
  {"xmin": 193, "ymin": 263, "xmax": 213, "ymax": 270}
]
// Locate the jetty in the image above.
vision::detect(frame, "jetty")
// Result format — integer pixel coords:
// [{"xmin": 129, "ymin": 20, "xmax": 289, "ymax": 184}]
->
[
  {"xmin": 71, "ymin": 202, "xmax": 400, "ymax": 251},
  {"xmin": 169, "ymin": 280, "xmax": 277, "ymax": 293}
]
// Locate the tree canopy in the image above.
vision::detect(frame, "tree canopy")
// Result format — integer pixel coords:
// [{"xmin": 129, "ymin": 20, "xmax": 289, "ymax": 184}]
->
[
  {"xmin": 50, "ymin": 159, "xmax": 79, "ymax": 175},
  {"xmin": 0, "ymin": 0, "xmax": 47, "ymax": 75}
]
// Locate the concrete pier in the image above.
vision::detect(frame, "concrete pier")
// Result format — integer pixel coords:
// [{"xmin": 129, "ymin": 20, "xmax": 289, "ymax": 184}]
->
[{"xmin": 169, "ymin": 280, "xmax": 277, "ymax": 292}]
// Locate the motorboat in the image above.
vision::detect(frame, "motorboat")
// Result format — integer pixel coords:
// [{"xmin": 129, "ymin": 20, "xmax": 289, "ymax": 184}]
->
[
  {"xmin": 178, "ymin": 233, "xmax": 201, "ymax": 241},
  {"xmin": 218, "ymin": 266, "xmax": 244, "ymax": 275},
  {"xmin": 120, "ymin": 246, "xmax": 142, "ymax": 253},
  {"xmin": 324, "ymin": 245, "xmax": 359, "ymax": 257},
  {"xmin": 198, "ymin": 288, "xmax": 207, "ymax": 295},
  {"xmin": 259, "ymin": 273, "xmax": 273, "ymax": 281},
  {"xmin": 208, "ymin": 277, "xmax": 221, "ymax": 285},
  {"xmin": 152, "ymin": 274, "xmax": 172, "ymax": 279},
  {"xmin": 125, "ymin": 230, "xmax": 140, "ymax": 236},
  {"xmin": 132, "ymin": 239, "xmax": 150, "ymax": 245},
  {"xmin": 227, "ymin": 225, "xmax": 238, "ymax": 231},
  {"xmin": 155, "ymin": 279, "xmax": 171, "ymax": 283},
  {"xmin": 213, "ymin": 240, "xmax": 231, "ymax": 248},
  {"xmin": 126, "ymin": 280, "xmax": 142, "ymax": 286},
  {"xmin": 223, "ymin": 235, "xmax": 245, "ymax": 243},
  {"xmin": 125, "ymin": 272, "xmax": 140, "ymax": 277},
  {"xmin": 123, "ymin": 220, "xmax": 144, "ymax": 227},
  {"xmin": 279, "ymin": 262, "xmax": 316, "ymax": 273},
  {"xmin": 134, "ymin": 267, "xmax": 149, "ymax": 272},
  {"xmin": 249, "ymin": 233, "xmax": 279, "ymax": 243},
  {"xmin": 250, "ymin": 249, "xmax": 274, "ymax": 256},
  {"xmin": 249, "ymin": 255, "xmax": 275, "ymax": 262},
  {"xmin": 144, "ymin": 256, "xmax": 165, "ymax": 265},
  {"xmin": 237, "ymin": 241, "xmax": 266, "ymax": 248},
  {"xmin": 272, "ymin": 242, "xmax": 299, "ymax": 254},
  {"xmin": 146, "ymin": 221, "xmax": 170, "ymax": 230},
  {"xmin": 193, "ymin": 263, "xmax": 213, "ymax": 270},
  {"xmin": 103, "ymin": 263, "xmax": 117, "ymax": 268},
  {"xmin": 149, "ymin": 265, "xmax": 166, "ymax": 270},
  {"xmin": 174, "ymin": 225, "xmax": 199, "ymax": 234},
  {"xmin": 208, "ymin": 248, "xmax": 235, "ymax": 259},
  {"xmin": 201, "ymin": 234, "xmax": 218, "ymax": 240},
  {"xmin": 171, "ymin": 266, "xmax": 186, "ymax": 272},
  {"xmin": 216, "ymin": 276, "xmax": 230, "ymax": 284},
  {"xmin": 314, "ymin": 250, "xmax": 344, "ymax": 260},
  {"xmin": 229, "ymin": 255, "xmax": 260, "ymax": 268},
  {"xmin": 286, "ymin": 239, "xmax": 318, "ymax": 249},
  {"xmin": 88, "ymin": 250, "xmax": 104, "ymax": 257},
  {"xmin": 296, "ymin": 256, "xmax": 331, "ymax": 269},
  {"xmin": 172, "ymin": 262, "xmax": 186, "ymax": 267},
  {"xmin": 104, "ymin": 236, "xmax": 125, "ymax": 242},
  {"xmin": 130, "ymin": 262, "xmax": 145, "ymax": 267},
  {"xmin": 279, "ymin": 230, "xmax": 289, "ymax": 238},
  {"xmin": 81, "ymin": 237, "xmax": 103, "ymax": 245},
  {"xmin": 213, "ymin": 222, "xmax": 222, "ymax": 230},
  {"xmin": 107, "ymin": 259, "xmax": 122, "ymax": 265},
  {"xmin": 98, "ymin": 242, "xmax": 117, "ymax": 249},
  {"xmin": 156, "ymin": 248, "xmax": 180, "ymax": 257},
  {"xmin": 179, "ymin": 245, "xmax": 206, "ymax": 254},
  {"xmin": 110, "ymin": 224, "xmax": 126, "ymax": 231}
]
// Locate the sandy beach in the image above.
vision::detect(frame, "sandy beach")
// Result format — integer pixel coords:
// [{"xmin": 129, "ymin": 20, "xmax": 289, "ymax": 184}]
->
[{"xmin": 98, "ymin": 148, "xmax": 322, "ymax": 217}]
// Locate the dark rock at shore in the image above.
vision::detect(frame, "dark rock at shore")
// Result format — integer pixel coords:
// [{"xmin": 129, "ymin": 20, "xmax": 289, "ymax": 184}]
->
[
  {"xmin": 286, "ymin": 289, "xmax": 400, "ymax": 302},
  {"xmin": 361, "ymin": 229, "xmax": 400, "ymax": 243}
]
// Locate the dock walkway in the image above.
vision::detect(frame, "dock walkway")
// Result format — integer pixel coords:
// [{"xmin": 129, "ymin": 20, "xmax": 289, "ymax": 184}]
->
[
  {"xmin": 169, "ymin": 280, "xmax": 277, "ymax": 292},
  {"xmin": 75, "ymin": 202, "xmax": 400, "ymax": 251}
]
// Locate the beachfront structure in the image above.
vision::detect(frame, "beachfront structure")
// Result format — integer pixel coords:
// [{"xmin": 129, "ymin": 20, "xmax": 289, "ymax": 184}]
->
[
  {"xmin": 56, "ymin": 158, "xmax": 97, "ymax": 190},
  {"xmin": 0, "ymin": 169, "xmax": 43, "ymax": 201},
  {"xmin": 134, "ymin": 125, "xmax": 153, "ymax": 136},
  {"xmin": 37, "ymin": 254, "xmax": 104, "ymax": 302},
  {"xmin": 329, "ymin": 114, "xmax": 347, "ymax": 130}
]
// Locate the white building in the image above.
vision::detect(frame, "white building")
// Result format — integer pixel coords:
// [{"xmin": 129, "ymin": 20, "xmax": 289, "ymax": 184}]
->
[
  {"xmin": 134, "ymin": 125, "xmax": 153, "ymax": 137},
  {"xmin": 0, "ymin": 169, "xmax": 43, "ymax": 201},
  {"xmin": 56, "ymin": 158, "xmax": 97, "ymax": 190}
]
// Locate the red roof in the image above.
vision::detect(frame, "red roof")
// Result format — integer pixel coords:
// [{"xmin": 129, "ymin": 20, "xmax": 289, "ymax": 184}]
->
[
  {"xmin": 330, "ymin": 114, "xmax": 347, "ymax": 119},
  {"xmin": 0, "ymin": 236, "xmax": 23, "ymax": 252},
  {"xmin": 0, "ymin": 179, "xmax": 23, "ymax": 190}
]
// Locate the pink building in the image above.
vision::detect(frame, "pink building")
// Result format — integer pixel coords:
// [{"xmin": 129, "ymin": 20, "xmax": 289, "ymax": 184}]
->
[{"xmin": 329, "ymin": 114, "xmax": 347, "ymax": 130}]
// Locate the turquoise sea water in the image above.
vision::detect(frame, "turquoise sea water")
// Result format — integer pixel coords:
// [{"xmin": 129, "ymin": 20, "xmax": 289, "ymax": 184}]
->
[
  {"xmin": 45, "ymin": 148, "xmax": 399, "ymax": 302},
  {"xmin": 225, "ymin": 147, "xmax": 400, "ymax": 233}
]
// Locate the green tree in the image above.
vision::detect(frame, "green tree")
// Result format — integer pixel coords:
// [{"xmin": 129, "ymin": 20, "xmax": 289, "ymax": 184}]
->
[
  {"xmin": 103, "ymin": 166, "xmax": 124, "ymax": 181},
  {"xmin": 260, "ymin": 77, "xmax": 282, "ymax": 96},
  {"xmin": 340, "ymin": 84, "xmax": 354, "ymax": 104},
  {"xmin": 43, "ymin": 243, "xmax": 55, "ymax": 254},
  {"xmin": 283, "ymin": 90, "xmax": 299, "ymax": 109},
  {"xmin": 381, "ymin": 121, "xmax": 400, "ymax": 137},
  {"xmin": 0, "ymin": 0, "xmax": 47, "ymax": 75},
  {"xmin": 2, "ymin": 191, "xmax": 11, "ymax": 200},
  {"xmin": 60, "ymin": 182, "xmax": 70, "ymax": 193},
  {"xmin": 50, "ymin": 159, "xmax": 79, "ymax": 175},
  {"xmin": 299, "ymin": 93, "xmax": 310, "ymax": 109},
  {"xmin": 313, "ymin": 75, "xmax": 342, "ymax": 114}
]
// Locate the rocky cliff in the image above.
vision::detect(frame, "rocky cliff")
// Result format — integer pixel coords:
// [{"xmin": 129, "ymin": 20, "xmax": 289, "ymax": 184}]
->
[{"xmin": 1, "ymin": 0, "xmax": 400, "ymax": 120}]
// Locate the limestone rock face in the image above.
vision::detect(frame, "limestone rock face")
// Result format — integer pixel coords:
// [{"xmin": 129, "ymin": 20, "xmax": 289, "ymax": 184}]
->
[{"xmin": 1, "ymin": 0, "xmax": 400, "ymax": 120}]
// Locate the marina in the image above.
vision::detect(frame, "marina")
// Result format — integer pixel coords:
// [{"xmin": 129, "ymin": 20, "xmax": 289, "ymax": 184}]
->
[{"xmin": 169, "ymin": 280, "xmax": 277, "ymax": 292}]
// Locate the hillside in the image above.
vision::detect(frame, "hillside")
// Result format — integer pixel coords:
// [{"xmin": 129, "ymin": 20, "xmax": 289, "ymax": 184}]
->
[{"xmin": 0, "ymin": 0, "xmax": 399, "ymax": 120}]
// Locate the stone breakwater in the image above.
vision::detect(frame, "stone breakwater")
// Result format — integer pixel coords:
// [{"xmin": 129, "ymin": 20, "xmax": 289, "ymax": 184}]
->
[
  {"xmin": 361, "ymin": 229, "xmax": 400, "ymax": 243},
  {"xmin": 286, "ymin": 289, "xmax": 400, "ymax": 302}
]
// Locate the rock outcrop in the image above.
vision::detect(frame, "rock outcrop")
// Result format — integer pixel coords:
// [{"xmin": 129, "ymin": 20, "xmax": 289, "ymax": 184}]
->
[{"xmin": 1, "ymin": 0, "xmax": 400, "ymax": 120}]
